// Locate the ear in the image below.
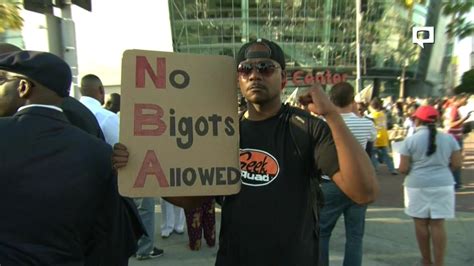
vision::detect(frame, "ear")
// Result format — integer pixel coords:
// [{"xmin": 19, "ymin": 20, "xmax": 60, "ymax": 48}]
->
[
  {"xmin": 17, "ymin": 80, "xmax": 32, "ymax": 99},
  {"xmin": 99, "ymin": 86, "xmax": 105, "ymax": 95},
  {"xmin": 280, "ymin": 70, "xmax": 287, "ymax": 90}
]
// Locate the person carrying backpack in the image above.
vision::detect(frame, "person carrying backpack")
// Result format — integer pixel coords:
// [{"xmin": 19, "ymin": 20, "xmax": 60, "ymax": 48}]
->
[{"xmin": 112, "ymin": 38, "xmax": 378, "ymax": 265}]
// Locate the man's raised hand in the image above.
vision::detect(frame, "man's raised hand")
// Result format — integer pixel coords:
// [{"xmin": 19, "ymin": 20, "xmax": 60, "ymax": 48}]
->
[{"xmin": 298, "ymin": 82, "xmax": 338, "ymax": 117}]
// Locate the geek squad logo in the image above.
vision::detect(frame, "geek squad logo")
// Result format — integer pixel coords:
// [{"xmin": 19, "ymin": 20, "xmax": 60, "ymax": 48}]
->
[{"xmin": 240, "ymin": 148, "xmax": 280, "ymax": 186}]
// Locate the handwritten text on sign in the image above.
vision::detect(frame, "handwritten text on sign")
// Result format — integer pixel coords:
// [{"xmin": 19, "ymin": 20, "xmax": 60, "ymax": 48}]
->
[{"xmin": 120, "ymin": 51, "xmax": 240, "ymax": 196}]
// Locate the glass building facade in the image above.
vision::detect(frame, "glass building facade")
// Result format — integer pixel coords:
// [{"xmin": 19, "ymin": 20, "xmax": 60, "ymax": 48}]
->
[{"xmin": 169, "ymin": 0, "xmax": 433, "ymax": 97}]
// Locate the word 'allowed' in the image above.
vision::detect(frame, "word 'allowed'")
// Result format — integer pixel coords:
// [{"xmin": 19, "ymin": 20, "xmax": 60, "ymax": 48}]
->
[{"xmin": 134, "ymin": 149, "xmax": 240, "ymax": 188}]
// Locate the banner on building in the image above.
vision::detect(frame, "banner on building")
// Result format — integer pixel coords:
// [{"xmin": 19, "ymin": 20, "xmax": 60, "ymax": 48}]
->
[{"xmin": 118, "ymin": 50, "xmax": 241, "ymax": 197}]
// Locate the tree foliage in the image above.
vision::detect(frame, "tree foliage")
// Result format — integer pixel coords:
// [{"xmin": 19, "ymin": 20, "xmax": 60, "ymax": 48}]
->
[
  {"xmin": 454, "ymin": 69, "xmax": 474, "ymax": 94},
  {"xmin": 0, "ymin": 0, "xmax": 23, "ymax": 33},
  {"xmin": 442, "ymin": 0, "xmax": 473, "ymax": 40}
]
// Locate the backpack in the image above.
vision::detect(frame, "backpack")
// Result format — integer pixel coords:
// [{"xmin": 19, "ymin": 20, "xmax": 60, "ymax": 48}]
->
[{"xmin": 283, "ymin": 105, "xmax": 324, "ymax": 236}]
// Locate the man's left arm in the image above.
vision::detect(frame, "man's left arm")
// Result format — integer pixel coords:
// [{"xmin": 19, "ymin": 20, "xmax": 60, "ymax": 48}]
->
[{"xmin": 299, "ymin": 84, "xmax": 378, "ymax": 204}]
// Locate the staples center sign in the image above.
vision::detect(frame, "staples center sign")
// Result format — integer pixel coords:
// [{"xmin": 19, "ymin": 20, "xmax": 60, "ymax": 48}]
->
[{"xmin": 290, "ymin": 69, "xmax": 348, "ymax": 86}]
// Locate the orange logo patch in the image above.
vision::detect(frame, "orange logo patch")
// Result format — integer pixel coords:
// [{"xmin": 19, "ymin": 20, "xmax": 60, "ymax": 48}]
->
[{"xmin": 239, "ymin": 148, "xmax": 280, "ymax": 186}]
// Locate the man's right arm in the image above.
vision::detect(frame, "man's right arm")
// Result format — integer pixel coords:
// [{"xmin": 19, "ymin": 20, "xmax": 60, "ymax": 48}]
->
[
  {"xmin": 112, "ymin": 143, "xmax": 206, "ymax": 210},
  {"xmin": 299, "ymin": 85, "xmax": 378, "ymax": 204},
  {"xmin": 323, "ymin": 113, "xmax": 378, "ymax": 204}
]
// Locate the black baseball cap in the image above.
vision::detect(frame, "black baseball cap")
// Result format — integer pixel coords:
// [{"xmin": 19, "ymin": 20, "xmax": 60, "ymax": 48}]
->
[
  {"xmin": 0, "ymin": 50, "xmax": 72, "ymax": 97},
  {"xmin": 0, "ymin": 43, "xmax": 22, "ymax": 54},
  {"xmin": 236, "ymin": 38, "xmax": 286, "ymax": 70}
]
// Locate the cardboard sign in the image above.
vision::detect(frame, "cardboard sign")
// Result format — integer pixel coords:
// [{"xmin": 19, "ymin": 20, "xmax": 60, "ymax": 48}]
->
[{"xmin": 118, "ymin": 50, "xmax": 241, "ymax": 197}]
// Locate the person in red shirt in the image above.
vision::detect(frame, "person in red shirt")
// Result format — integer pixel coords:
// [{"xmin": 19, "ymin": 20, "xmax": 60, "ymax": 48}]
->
[{"xmin": 444, "ymin": 93, "xmax": 471, "ymax": 189}]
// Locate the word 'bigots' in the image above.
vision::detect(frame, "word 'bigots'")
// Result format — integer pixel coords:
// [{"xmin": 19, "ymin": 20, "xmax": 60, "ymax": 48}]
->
[
  {"xmin": 134, "ymin": 105, "xmax": 235, "ymax": 149},
  {"xmin": 133, "ymin": 150, "xmax": 239, "ymax": 188}
]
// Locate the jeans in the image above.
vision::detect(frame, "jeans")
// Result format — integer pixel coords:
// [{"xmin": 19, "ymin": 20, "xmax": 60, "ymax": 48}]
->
[
  {"xmin": 134, "ymin": 197, "xmax": 156, "ymax": 255},
  {"xmin": 319, "ymin": 181, "xmax": 367, "ymax": 266},
  {"xmin": 371, "ymin": 146, "xmax": 396, "ymax": 173}
]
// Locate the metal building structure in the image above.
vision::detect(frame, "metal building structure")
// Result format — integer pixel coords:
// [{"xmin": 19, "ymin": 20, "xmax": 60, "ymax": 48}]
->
[{"xmin": 168, "ymin": 0, "xmax": 437, "ymax": 97}]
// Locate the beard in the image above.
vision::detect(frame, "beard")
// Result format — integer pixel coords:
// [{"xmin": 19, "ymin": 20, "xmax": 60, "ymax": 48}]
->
[{"xmin": 245, "ymin": 90, "xmax": 280, "ymax": 105}]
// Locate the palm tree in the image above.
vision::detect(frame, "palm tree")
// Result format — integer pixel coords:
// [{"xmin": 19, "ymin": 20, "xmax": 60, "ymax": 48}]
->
[{"xmin": 0, "ymin": 0, "xmax": 24, "ymax": 33}]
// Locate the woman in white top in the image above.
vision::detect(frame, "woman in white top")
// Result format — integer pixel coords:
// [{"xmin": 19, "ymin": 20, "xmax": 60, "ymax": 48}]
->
[{"xmin": 398, "ymin": 105, "xmax": 462, "ymax": 266}]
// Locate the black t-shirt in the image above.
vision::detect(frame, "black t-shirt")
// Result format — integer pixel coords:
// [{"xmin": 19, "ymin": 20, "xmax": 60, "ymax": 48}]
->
[{"xmin": 216, "ymin": 105, "xmax": 339, "ymax": 266}]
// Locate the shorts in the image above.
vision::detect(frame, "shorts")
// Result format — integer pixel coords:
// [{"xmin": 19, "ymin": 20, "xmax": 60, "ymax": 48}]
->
[{"xmin": 404, "ymin": 186, "xmax": 455, "ymax": 219}]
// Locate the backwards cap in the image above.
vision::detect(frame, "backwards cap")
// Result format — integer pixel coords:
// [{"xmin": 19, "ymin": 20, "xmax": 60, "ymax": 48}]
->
[{"xmin": 236, "ymin": 38, "xmax": 286, "ymax": 70}]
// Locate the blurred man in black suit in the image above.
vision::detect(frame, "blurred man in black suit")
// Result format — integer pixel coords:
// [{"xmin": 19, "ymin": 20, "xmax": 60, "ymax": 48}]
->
[
  {"xmin": 0, "ymin": 50, "xmax": 124, "ymax": 265},
  {"xmin": 0, "ymin": 43, "xmax": 104, "ymax": 140}
]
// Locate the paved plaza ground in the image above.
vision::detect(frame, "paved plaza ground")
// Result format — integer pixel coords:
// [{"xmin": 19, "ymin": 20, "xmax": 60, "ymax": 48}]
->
[{"xmin": 130, "ymin": 133, "xmax": 474, "ymax": 266}]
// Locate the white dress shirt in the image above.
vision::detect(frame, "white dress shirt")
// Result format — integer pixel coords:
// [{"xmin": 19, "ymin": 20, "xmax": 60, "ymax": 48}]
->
[
  {"xmin": 80, "ymin": 96, "xmax": 119, "ymax": 146},
  {"xmin": 18, "ymin": 104, "xmax": 63, "ymax": 113}
]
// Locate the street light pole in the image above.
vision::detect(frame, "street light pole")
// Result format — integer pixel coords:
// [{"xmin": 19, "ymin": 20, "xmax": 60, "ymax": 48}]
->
[
  {"xmin": 241, "ymin": 0, "xmax": 249, "ymax": 42},
  {"xmin": 23, "ymin": 0, "xmax": 83, "ymax": 98},
  {"xmin": 355, "ymin": 0, "xmax": 362, "ymax": 93},
  {"xmin": 60, "ymin": 0, "xmax": 80, "ymax": 98},
  {"xmin": 399, "ymin": 58, "xmax": 408, "ymax": 98}
]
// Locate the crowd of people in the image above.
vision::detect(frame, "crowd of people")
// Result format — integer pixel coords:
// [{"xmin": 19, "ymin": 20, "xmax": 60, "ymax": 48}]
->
[
  {"xmin": 355, "ymin": 93, "xmax": 472, "ymax": 189},
  {"xmin": 337, "ymin": 93, "xmax": 471, "ymax": 266},
  {"xmin": 284, "ymin": 85, "xmax": 471, "ymax": 266},
  {"xmin": 0, "ymin": 38, "xmax": 471, "ymax": 266}
]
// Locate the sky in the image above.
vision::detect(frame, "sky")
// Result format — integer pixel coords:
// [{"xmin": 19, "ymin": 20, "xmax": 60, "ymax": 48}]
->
[{"xmin": 21, "ymin": 0, "xmax": 174, "ymax": 86}]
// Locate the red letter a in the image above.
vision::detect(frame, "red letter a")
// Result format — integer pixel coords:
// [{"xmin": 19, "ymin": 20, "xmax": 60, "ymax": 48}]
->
[
  {"xmin": 136, "ymin": 56, "xmax": 166, "ymax": 89},
  {"xmin": 134, "ymin": 150, "xmax": 170, "ymax": 188}
]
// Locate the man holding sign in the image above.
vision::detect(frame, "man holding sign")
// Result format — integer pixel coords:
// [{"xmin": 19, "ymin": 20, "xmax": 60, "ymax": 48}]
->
[{"xmin": 113, "ymin": 39, "xmax": 378, "ymax": 265}]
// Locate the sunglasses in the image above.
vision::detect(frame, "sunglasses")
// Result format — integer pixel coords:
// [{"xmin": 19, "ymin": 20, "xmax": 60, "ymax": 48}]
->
[{"xmin": 237, "ymin": 61, "xmax": 280, "ymax": 77}]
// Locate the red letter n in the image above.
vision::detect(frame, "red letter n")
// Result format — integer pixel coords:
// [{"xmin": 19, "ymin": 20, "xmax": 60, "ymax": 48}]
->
[
  {"xmin": 136, "ymin": 56, "xmax": 166, "ymax": 89},
  {"xmin": 134, "ymin": 150, "xmax": 170, "ymax": 188},
  {"xmin": 134, "ymin": 104, "xmax": 167, "ymax": 136}
]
